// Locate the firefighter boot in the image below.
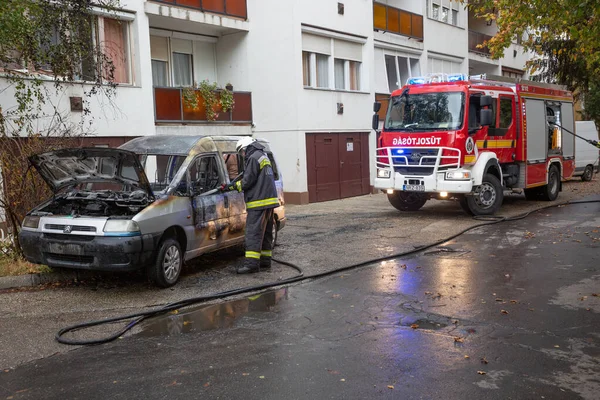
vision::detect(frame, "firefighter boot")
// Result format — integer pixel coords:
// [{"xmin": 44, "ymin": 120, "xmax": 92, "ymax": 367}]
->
[
  {"xmin": 237, "ymin": 258, "xmax": 260, "ymax": 274},
  {"xmin": 260, "ymin": 256, "xmax": 272, "ymax": 270}
]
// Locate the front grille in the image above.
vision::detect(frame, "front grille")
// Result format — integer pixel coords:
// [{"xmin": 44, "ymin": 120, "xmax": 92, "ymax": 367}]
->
[
  {"xmin": 45, "ymin": 253, "xmax": 94, "ymax": 264},
  {"xmin": 45, "ymin": 224, "xmax": 97, "ymax": 233},
  {"xmin": 391, "ymin": 148, "xmax": 439, "ymax": 176},
  {"xmin": 45, "ymin": 233, "xmax": 95, "ymax": 242}
]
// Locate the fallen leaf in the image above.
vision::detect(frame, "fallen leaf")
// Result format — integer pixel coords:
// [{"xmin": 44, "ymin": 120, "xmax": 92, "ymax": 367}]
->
[
  {"xmin": 464, "ymin": 355, "xmax": 470, "ymax": 359},
  {"xmin": 332, "ymin": 294, "xmax": 340, "ymax": 298},
  {"xmin": 501, "ymin": 310, "xmax": 509, "ymax": 314},
  {"xmin": 480, "ymin": 357, "xmax": 488, "ymax": 364},
  {"xmin": 259, "ymin": 376, "xmax": 265, "ymax": 379},
  {"xmin": 510, "ymin": 300, "xmax": 518, "ymax": 304},
  {"xmin": 340, "ymin": 378, "xmax": 346, "ymax": 382},
  {"xmin": 554, "ymin": 345, "xmax": 560, "ymax": 348},
  {"xmin": 529, "ymin": 308, "xmax": 535, "ymax": 311},
  {"xmin": 592, "ymin": 293, "xmax": 599, "ymax": 297},
  {"xmin": 580, "ymin": 296, "xmax": 588, "ymax": 301},
  {"xmin": 416, "ymin": 266, "xmax": 422, "ymax": 269},
  {"xmin": 425, "ymin": 291, "xmax": 432, "ymax": 295},
  {"xmin": 454, "ymin": 337, "xmax": 465, "ymax": 343},
  {"xmin": 453, "ymin": 320, "xmax": 459, "ymax": 325},
  {"xmin": 400, "ymin": 264, "xmax": 407, "ymax": 269},
  {"xmin": 183, "ymin": 321, "xmax": 191, "ymax": 326},
  {"xmin": 242, "ymin": 373, "xmax": 250, "ymax": 376},
  {"xmin": 387, "ymin": 385, "xmax": 395, "ymax": 389},
  {"xmin": 204, "ymin": 382, "xmax": 210, "ymax": 387},
  {"xmin": 410, "ymin": 324, "xmax": 419, "ymax": 329},
  {"xmin": 495, "ymin": 298, "xmax": 504, "ymax": 302},
  {"xmin": 477, "ymin": 371, "xmax": 487, "ymax": 375}
]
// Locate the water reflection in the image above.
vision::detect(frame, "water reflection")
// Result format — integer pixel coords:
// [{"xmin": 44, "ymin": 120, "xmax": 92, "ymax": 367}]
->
[{"xmin": 139, "ymin": 288, "xmax": 288, "ymax": 337}]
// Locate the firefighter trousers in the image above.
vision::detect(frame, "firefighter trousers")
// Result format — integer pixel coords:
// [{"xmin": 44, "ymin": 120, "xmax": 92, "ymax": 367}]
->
[{"xmin": 244, "ymin": 208, "xmax": 274, "ymax": 266}]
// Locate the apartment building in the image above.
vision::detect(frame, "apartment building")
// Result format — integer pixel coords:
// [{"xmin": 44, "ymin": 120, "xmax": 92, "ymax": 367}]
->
[{"xmin": 0, "ymin": 0, "xmax": 532, "ymax": 208}]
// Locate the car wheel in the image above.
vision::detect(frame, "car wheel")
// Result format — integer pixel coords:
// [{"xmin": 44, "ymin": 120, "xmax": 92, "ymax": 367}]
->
[
  {"xmin": 465, "ymin": 173, "xmax": 503, "ymax": 215},
  {"xmin": 271, "ymin": 217, "xmax": 279, "ymax": 247},
  {"xmin": 387, "ymin": 191, "xmax": 428, "ymax": 211},
  {"xmin": 581, "ymin": 165, "xmax": 594, "ymax": 182},
  {"xmin": 149, "ymin": 238, "xmax": 182, "ymax": 288},
  {"xmin": 538, "ymin": 165, "xmax": 560, "ymax": 201},
  {"xmin": 458, "ymin": 195, "xmax": 473, "ymax": 215}
]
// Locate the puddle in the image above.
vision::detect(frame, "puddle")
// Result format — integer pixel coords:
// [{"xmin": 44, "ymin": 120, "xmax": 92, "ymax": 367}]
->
[
  {"xmin": 424, "ymin": 246, "xmax": 471, "ymax": 258},
  {"xmin": 138, "ymin": 288, "xmax": 289, "ymax": 337},
  {"xmin": 400, "ymin": 318, "xmax": 448, "ymax": 330}
]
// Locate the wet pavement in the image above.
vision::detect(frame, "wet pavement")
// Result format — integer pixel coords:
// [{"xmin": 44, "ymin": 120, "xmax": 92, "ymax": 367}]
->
[{"xmin": 1, "ymin": 199, "xmax": 599, "ymax": 399}]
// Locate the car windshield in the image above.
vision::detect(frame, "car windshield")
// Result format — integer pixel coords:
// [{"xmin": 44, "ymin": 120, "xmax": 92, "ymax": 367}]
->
[
  {"xmin": 385, "ymin": 92, "xmax": 465, "ymax": 131},
  {"xmin": 139, "ymin": 155, "xmax": 186, "ymax": 192}
]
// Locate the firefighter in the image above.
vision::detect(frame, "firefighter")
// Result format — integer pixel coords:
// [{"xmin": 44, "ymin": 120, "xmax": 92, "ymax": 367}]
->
[{"xmin": 221, "ymin": 137, "xmax": 279, "ymax": 274}]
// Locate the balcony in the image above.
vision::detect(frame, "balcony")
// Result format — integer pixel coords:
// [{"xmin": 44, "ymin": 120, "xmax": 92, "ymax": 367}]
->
[
  {"xmin": 154, "ymin": 87, "xmax": 252, "ymax": 124},
  {"xmin": 151, "ymin": 0, "xmax": 247, "ymax": 20},
  {"xmin": 373, "ymin": 3, "xmax": 423, "ymax": 40},
  {"xmin": 468, "ymin": 30, "xmax": 493, "ymax": 56}
]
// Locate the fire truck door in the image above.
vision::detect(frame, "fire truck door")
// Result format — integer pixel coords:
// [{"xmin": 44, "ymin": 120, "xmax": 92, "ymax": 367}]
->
[{"xmin": 524, "ymin": 99, "xmax": 548, "ymax": 185}]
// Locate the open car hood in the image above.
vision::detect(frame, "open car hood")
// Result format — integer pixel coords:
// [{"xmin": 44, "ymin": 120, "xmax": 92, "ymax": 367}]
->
[{"xmin": 29, "ymin": 148, "xmax": 154, "ymax": 196}]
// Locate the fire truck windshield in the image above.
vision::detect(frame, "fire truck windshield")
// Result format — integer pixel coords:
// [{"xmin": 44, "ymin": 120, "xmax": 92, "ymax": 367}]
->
[{"xmin": 384, "ymin": 92, "xmax": 465, "ymax": 132}]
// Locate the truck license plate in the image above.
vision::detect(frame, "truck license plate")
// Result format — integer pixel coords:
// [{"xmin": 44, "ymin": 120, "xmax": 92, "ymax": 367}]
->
[{"xmin": 402, "ymin": 184, "xmax": 425, "ymax": 192}]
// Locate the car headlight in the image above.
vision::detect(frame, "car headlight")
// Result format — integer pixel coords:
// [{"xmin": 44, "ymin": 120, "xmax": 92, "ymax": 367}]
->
[
  {"xmin": 23, "ymin": 216, "xmax": 40, "ymax": 229},
  {"xmin": 445, "ymin": 171, "xmax": 471, "ymax": 180},
  {"xmin": 377, "ymin": 169, "xmax": 391, "ymax": 178},
  {"xmin": 103, "ymin": 220, "xmax": 141, "ymax": 236}
]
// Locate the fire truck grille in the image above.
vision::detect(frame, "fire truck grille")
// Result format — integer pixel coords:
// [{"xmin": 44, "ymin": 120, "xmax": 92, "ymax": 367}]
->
[{"xmin": 392, "ymin": 149, "xmax": 438, "ymax": 176}]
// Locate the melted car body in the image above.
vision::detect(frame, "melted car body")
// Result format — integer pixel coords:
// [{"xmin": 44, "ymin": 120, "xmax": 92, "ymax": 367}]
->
[{"xmin": 19, "ymin": 136, "xmax": 286, "ymax": 287}]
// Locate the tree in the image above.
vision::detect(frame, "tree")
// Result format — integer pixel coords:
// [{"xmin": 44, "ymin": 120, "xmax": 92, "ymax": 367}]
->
[
  {"xmin": 0, "ymin": 0, "xmax": 121, "ymax": 255},
  {"xmin": 466, "ymin": 0, "xmax": 600, "ymax": 133}
]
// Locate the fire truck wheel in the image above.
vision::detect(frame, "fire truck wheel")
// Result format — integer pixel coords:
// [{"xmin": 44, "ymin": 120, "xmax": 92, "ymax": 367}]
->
[
  {"xmin": 581, "ymin": 165, "xmax": 594, "ymax": 182},
  {"xmin": 538, "ymin": 165, "xmax": 560, "ymax": 201},
  {"xmin": 465, "ymin": 173, "xmax": 503, "ymax": 215},
  {"xmin": 387, "ymin": 191, "xmax": 428, "ymax": 211},
  {"xmin": 458, "ymin": 196, "xmax": 473, "ymax": 215}
]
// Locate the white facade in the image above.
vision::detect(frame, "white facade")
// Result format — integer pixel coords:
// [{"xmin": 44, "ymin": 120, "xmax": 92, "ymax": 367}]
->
[{"xmin": 0, "ymin": 0, "xmax": 533, "ymax": 205}]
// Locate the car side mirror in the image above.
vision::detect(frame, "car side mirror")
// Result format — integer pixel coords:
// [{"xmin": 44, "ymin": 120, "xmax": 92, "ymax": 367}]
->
[
  {"xmin": 480, "ymin": 109, "xmax": 493, "ymax": 127},
  {"xmin": 479, "ymin": 95, "xmax": 493, "ymax": 107},
  {"xmin": 373, "ymin": 102, "xmax": 381, "ymax": 113},
  {"xmin": 372, "ymin": 114, "xmax": 380, "ymax": 131}
]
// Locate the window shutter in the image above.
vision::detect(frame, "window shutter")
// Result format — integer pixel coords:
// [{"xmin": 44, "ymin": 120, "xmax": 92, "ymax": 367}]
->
[
  {"xmin": 333, "ymin": 40, "xmax": 362, "ymax": 62},
  {"xmin": 302, "ymin": 33, "xmax": 331, "ymax": 55}
]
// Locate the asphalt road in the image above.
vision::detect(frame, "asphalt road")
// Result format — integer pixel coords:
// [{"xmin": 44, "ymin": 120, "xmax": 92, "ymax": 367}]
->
[
  {"xmin": 0, "ymin": 180, "xmax": 598, "ymax": 372},
  {"xmin": 1, "ymin": 195, "xmax": 599, "ymax": 399}
]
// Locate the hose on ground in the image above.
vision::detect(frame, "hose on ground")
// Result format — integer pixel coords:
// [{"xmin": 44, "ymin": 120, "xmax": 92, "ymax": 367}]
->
[{"xmin": 56, "ymin": 198, "xmax": 600, "ymax": 346}]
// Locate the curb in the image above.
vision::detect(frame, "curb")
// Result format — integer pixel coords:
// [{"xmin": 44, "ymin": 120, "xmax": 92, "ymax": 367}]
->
[{"xmin": 0, "ymin": 270, "xmax": 97, "ymax": 290}]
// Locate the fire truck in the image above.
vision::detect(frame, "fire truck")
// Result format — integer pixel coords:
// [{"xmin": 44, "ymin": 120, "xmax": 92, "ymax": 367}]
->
[{"xmin": 372, "ymin": 73, "xmax": 576, "ymax": 215}]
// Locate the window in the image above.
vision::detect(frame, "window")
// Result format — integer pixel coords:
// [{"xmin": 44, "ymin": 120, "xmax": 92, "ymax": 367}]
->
[
  {"xmin": 430, "ymin": 1, "xmax": 460, "ymax": 26},
  {"xmin": 152, "ymin": 60, "xmax": 168, "ymax": 87},
  {"xmin": 334, "ymin": 58, "xmax": 345, "ymax": 90},
  {"xmin": 302, "ymin": 32, "xmax": 363, "ymax": 91},
  {"xmin": 173, "ymin": 52, "xmax": 193, "ymax": 87},
  {"xmin": 428, "ymin": 57, "xmax": 462, "ymax": 74},
  {"xmin": 385, "ymin": 92, "xmax": 465, "ymax": 131},
  {"xmin": 141, "ymin": 155, "xmax": 185, "ymax": 192},
  {"xmin": 385, "ymin": 55, "xmax": 421, "ymax": 93},
  {"xmin": 315, "ymin": 54, "xmax": 329, "ymax": 88},
  {"xmin": 187, "ymin": 155, "xmax": 223, "ymax": 195},
  {"xmin": 499, "ymin": 98, "xmax": 513, "ymax": 129},
  {"xmin": 302, "ymin": 51, "xmax": 311, "ymax": 86}
]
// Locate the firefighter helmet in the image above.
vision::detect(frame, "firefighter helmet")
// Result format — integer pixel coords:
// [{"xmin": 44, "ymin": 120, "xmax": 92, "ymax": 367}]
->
[{"xmin": 236, "ymin": 137, "xmax": 255, "ymax": 153}]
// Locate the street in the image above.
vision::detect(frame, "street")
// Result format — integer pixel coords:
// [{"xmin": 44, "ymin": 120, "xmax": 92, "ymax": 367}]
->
[{"xmin": 0, "ymin": 193, "xmax": 599, "ymax": 399}]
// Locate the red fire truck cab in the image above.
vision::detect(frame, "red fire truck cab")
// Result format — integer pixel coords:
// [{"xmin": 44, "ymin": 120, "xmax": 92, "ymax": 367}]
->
[{"xmin": 373, "ymin": 73, "xmax": 575, "ymax": 215}]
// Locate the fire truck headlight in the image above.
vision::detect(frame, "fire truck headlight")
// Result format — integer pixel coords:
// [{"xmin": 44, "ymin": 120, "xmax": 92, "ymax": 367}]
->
[
  {"xmin": 445, "ymin": 171, "xmax": 471, "ymax": 180},
  {"xmin": 377, "ymin": 169, "xmax": 391, "ymax": 178}
]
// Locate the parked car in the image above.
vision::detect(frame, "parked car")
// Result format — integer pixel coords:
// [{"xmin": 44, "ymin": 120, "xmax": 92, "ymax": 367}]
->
[
  {"xmin": 573, "ymin": 121, "xmax": 600, "ymax": 181},
  {"xmin": 19, "ymin": 135, "xmax": 286, "ymax": 287}
]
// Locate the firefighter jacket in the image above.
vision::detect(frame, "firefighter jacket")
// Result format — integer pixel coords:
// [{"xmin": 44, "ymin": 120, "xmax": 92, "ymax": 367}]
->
[{"xmin": 233, "ymin": 142, "xmax": 280, "ymax": 210}]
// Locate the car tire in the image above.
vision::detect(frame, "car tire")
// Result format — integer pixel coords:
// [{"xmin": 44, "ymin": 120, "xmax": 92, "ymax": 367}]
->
[
  {"xmin": 465, "ymin": 173, "xmax": 503, "ymax": 215},
  {"xmin": 387, "ymin": 191, "xmax": 428, "ymax": 211},
  {"xmin": 149, "ymin": 238, "xmax": 182, "ymax": 288},
  {"xmin": 581, "ymin": 165, "xmax": 594, "ymax": 182},
  {"xmin": 538, "ymin": 165, "xmax": 560, "ymax": 201},
  {"xmin": 458, "ymin": 195, "xmax": 473, "ymax": 215}
]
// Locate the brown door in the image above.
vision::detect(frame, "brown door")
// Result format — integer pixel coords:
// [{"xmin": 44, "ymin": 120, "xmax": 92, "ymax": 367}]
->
[{"xmin": 306, "ymin": 132, "xmax": 370, "ymax": 203}]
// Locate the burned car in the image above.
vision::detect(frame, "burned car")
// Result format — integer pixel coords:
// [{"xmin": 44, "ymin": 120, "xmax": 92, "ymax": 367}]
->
[{"xmin": 19, "ymin": 135, "xmax": 286, "ymax": 287}]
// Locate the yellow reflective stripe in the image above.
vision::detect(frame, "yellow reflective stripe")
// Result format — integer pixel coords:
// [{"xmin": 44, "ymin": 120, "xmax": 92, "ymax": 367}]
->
[
  {"xmin": 245, "ymin": 251, "xmax": 261, "ymax": 259},
  {"xmin": 475, "ymin": 140, "xmax": 514, "ymax": 148},
  {"xmin": 259, "ymin": 159, "xmax": 272, "ymax": 170},
  {"xmin": 246, "ymin": 197, "xmax": 279, "ymax": 209},
  {"xmin": 235, "ymin": 181, "xmax": 242, "ymax": 192},
  {"xmin": 261, "ymin": 250, "xmax": 272, "ymax": 257},
  {"xmin": 464, "ymin": 155, "xmax": 476, "ymax": 163}
]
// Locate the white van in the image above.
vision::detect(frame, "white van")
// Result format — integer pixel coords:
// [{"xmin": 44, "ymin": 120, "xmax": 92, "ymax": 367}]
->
[{"xmin": 573, "ymin": 121, "xmax": 600, "ymax": 181}]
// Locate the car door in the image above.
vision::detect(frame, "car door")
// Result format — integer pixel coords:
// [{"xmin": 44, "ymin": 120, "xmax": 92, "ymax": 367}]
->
[
  {"xmin": 188, "ymin": 154, "xmax": 230, "ymax": 252},
  {"xmin": 222, "ymin": 152, "xmax": 246, "ymax": 240}
]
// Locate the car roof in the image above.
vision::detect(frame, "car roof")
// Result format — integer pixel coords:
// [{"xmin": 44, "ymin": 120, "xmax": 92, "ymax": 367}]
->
[{"xmin": 120, "ymin": 135, "xmax": 269, "ymax": 156}]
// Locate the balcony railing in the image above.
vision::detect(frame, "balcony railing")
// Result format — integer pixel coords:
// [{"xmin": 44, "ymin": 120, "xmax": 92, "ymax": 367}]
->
[
  {"xmin": 373, "ymin": 3, "xmax": 423, "ymax": 40},
  {"xmin": 154, "ymin": 87, "xmax": 252, "ymax": 124},
  {"xmin": 468, "ymin": 30, "xmax": 493, "ymax": 56},
  {"xmin": 152, "ymin": 0, "xmax": 247, "ymax": 20}
]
